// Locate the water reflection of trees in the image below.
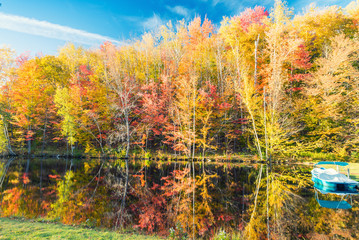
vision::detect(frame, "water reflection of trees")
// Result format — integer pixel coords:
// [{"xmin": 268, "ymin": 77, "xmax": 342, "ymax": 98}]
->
[{"xmin": 0, "ymin": 158, "xmax": 358, "ymax": 239}]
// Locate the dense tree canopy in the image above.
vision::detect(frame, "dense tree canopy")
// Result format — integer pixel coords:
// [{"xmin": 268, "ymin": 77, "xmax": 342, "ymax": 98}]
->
[{"xmin": 1, "ymin": 0, "xmax": 359, "ymax": 160}]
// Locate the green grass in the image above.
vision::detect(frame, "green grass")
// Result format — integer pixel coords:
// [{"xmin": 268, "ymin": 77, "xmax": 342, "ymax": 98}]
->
[
  {"xmin": 0, "ymin": 218, "xmax": 162, "ymax": 240},
  {"xmin": 298, "ymin": 151, "xmax": 338, "ymax": 161},
  {"xmin": 349, "ymin": 163, "xmax": 359, "ymax": 181}
]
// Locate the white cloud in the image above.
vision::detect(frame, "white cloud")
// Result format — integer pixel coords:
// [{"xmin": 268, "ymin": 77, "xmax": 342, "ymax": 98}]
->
[
  {"xmin": 292, "ymin": 0, "xmax": 353, "ymax": 12},
  {"xmin": 212, "ymin": 0, "xmax": 237, "ymax": 8},
  {"xmin": 166, "ymin": 5, "xmax": 192, "ymax": 18},
  {"xmin": 0, "ymin": 12, "xmax": 123, "ymax": 46},
  {"xmin": 142, "ymin": 13, "xmax": 163, "ymax": 31}
]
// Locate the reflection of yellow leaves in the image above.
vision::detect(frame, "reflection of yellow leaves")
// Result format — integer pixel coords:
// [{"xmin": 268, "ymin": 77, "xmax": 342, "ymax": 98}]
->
[
  {"xmin": 114, "ymin": 159, "xmax": 126, "ymax": 169},
  {"xmin": 0, "ymin": 162, "xmax": 4, "ymax": 178},
  {"xmin": 83, "ymin": 159, "xmax": 99, "ymax": 174},
  {"xmin": 84, "ymin": 162, "xmax": 90, "ymax": 174},
  {"xmin": 9, "ymin": 172, "xmax": 19, "ymax": 184}
]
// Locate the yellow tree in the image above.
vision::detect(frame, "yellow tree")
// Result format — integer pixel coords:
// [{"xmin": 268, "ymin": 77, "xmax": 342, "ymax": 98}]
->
[
  {"xmin": 291, "ymin": 5, "xmax": 355, "ymax": 60},
  {"xmin": 263, "ymin": 0, "xmax": 303, "ymax": 157},
  {"xmin": 58, "ymin": 43, "xmax": 90, "ymax": 73},
  {"xmin": 219, "ymin": 6, "xmax": 269, "ymax": 85},
  {"xmin": 165, "ymin": 17, "xmax": 214, "ymax": 157},
  {"xmin": 36, "ymin": 56, "xmax": 71, "ymax": 154},
  {"xmin": 304, "ymin": 34, "xmax": 359, "ymax": 154},
  {"xmin": 135, "ymin": 33, "xmax": 161, "ymax": 84},
  {"xmin": 0, "ymin": 47, "xmax": 15, "ymax": 154},
  {"xmin": 57, "ymin": 45, "xmax": 111, "ymax": 154},
  {"xmin": 158, "ymin": 21, "xmax": 187, "ymax": 77},
  {"xmin": 8, "ymin": 56, "xmax": 68, "ymax": 154},
  {"xmin": 54, "ymin": 87, "xmax": 77, "ymax": 153},
  {"xmin": 196, "ymin": 86, "xmax": 217, "ymax": 161},
  {"xmin": 57, "ymin": 44, "xmax": 89, "ymax": 152},
  {"xmin": 219, "ymin": 6, "xmax": 269, "ymax": 154}
]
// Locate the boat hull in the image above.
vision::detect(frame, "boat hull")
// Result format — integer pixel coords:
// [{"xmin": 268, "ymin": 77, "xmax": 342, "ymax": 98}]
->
[{"xmin": 312, "ymin": 176, "xmax": 358, "ymax": 194}]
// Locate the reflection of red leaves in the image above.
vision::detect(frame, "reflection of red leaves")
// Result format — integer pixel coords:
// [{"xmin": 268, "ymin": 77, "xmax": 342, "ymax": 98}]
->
[
  {"xmin": 217, "ymin": 214, "xmax": 233, "ymax": 222},
  {"xmin": 44, "ymin": 189, "xmax": 56, "ymax": 197},
  {"xmin": 22, "ymin": 173, "xmax": 30, "ymax": 184},
  {"xmin": 131, "ymin": 192, "xmax": 167, "ymax": 234},
  {"xmin": 96, "ymin": 134, "xmax": 107, "ymax": 139},
  {"xmin": 134, "ymin": 172, "xmax": 146, "ymax": 187},
  {"xmin": 151, "ymin": 183, "xmax": 160, "ymax": 190},
  {"xmin": 94, "ymin": 176, "xmax": 104, "ymax": 181},
  {"xmin": 48, "ymin": 174, "xmax": 60, "ymax": 179},
  {"xmin": 161, "ymin": 169, "xmax": 192, "ymax": 196},
  {"xmin": 238, "ymin": 221, "xmax": 245, "ymax": 231}
]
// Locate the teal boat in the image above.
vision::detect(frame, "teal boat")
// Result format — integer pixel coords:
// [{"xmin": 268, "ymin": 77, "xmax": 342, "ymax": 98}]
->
[
  {"xmin": 311, "ymin": 161, "xmax": 359, "ymax": 209},
  {"xmin": 311, "ymin": 161, "xmax": 359, "ymax": 194}
]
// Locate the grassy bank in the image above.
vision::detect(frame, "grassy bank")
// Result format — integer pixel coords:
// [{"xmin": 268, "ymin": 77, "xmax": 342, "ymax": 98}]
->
[
  {"xmin": 349, "ymin": 163, "xmax": 359, "ymax": 181},
  {"xmin": 0, "ymin": 218, "xmax": 162, "ymax": 240}
]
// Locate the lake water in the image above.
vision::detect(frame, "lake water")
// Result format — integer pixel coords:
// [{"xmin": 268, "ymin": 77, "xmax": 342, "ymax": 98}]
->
[{"xmin": 0, "ymin": 157, "xmax": 358, "ymax": 239}]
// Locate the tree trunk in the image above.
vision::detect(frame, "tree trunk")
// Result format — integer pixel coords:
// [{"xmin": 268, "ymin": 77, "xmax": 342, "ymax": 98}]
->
[
  {"xmin": 125, "ymin": 112, "xmax": 130, "ymax": 158},
  {"xmin": 3, "ymin": 121, "xmax": 15, "ymax": 155},
  {"xmin": 41, "ymin": 111, "xmax": 48, "ymax": 156},
  {"xmin": 27, "ymin": 126, "xmax": 31, "ymax": 155},
  {"xmin": 40, "ymin": 157, "xmax": 43, "ymax": 199},
  {"xmin": 254, "ymin": 35, "xmax": 260, "ymax": 87}
]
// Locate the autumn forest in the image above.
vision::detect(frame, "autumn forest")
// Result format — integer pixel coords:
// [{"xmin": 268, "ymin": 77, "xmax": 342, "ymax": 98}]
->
[{"xmin": 1, "ymin": 0, "xmax": 359, "ymax": 239}]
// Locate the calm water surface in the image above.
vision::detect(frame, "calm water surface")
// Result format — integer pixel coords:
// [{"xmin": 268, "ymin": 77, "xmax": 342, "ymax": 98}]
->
[{"xmin": 0, "ymin": 157, "xmax": 358, "ymax": 239}]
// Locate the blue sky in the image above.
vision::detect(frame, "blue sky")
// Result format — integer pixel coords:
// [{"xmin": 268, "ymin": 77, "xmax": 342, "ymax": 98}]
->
[{"xmin": 0, "ymin": 0, "xmax": 354, "ymax": 56}]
